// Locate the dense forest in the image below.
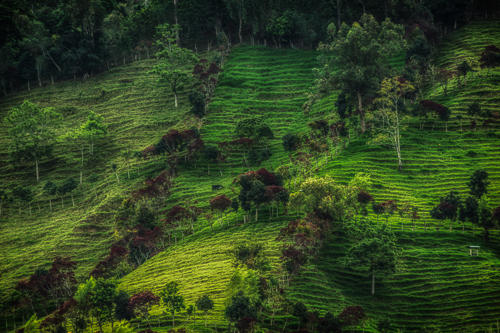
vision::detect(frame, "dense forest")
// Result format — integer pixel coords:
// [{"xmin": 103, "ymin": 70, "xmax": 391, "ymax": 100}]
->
[
  {"xmin": 1, "ymin": 0, "xmax": 500, "ymax": 332},
  {"xmin": 1, "ymin": 0, "xmax": 498, "ymax": 94}
]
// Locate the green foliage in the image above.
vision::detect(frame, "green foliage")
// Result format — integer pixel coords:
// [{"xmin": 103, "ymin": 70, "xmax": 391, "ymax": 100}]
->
[
  {"xmin": 196, "ymin": 294, "xmax": 214, "ymax": 327},
  {"xmin": 468, "ymin": 170, "xmax": 489, "ymax": 198},
  {"xmin": 152, "ymin": 23, "xmax": 197, "ymax": 108},
  {"xmin": 232, "ymin": 243, "xmax": 270, "ymax": 271},
  {"xmin": 6, "ymin": 100, "xmax": 62, "ymax": 181},
  {"xmin": 343, "ymin": 222, "xmax": 399, "ymax": 295},
  {"xmin": 80, "ymin": 111, "xmax": 107, "ymax": 155},
  {"xmin": 235, "ymin": 117, "xmax": 273, "ymax": 140},
  {"xmin": 282, "ymin": 133, "xmax": 300, "ymax": 151},
  {"xmin": 225, "ymin": 291, "xmax": 257, "ymax": 324},
  {"xmin": 189, "ymin": 90, "xmax": 206, "ymax": 118},
  {"xmin": 161, "ymin": 281, "xmax": 185, "ymax": 327},
  {"xmin": 90, "ymin": 278, "xmax": 118, "ymax": 331},
  {"xmin": 318, "ymin": 14, "xmax": 405, "ymax": 132},
  {"xmin": 289, "ymin": 176, "xmax": 356, "ymax": 221}
]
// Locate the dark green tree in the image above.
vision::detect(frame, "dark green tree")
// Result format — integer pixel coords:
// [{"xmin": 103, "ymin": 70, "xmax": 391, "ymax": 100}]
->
[
  {"xmin": 225, "ymin": 291, "xmax": 257, "ymax": 329},
  {"xmin": 430, "ymin": 191, "xmax": 462, "ymax": 231},
  {"xmin": 6, "ymin": 101, "xmax": 62, "ymax": 182},
  {"xmin": 468, "ymin": 170, "xmax": 489, "ymax": 199},
  {"xmin": 60, "ymin": 178, "xmax": 78, "ymax": 207},
  {"xmin": 196, "ymin": 294, "xmax": 214, "ymax": 327},
  {"xmin": 161, "ymin": 281, "xmax": 185, "ymax": 328},
  {"xmin": 282, "ymin": 133, "xmax": 300, "ymax": 152},
  {"xmin": 318, "ymin": 14, "xmax": 405, "ymax": 133},
  {"xmin": 43, "ymin": 181, "xmax": 57, "ymax": 211},
  {"xmin": 458, "ymin": 196, "xmax": 479, "ymax": 232},
  {"xmin": 344, "ymin": 223, "xmax": 398, "ymax": 295},
  {"xmin": 90, "ymin": 278, "xmax": 118, "ymax": 333},
  {"xmin": 12, "ymin": 186, "xmax": 33, "ymax": 215}
]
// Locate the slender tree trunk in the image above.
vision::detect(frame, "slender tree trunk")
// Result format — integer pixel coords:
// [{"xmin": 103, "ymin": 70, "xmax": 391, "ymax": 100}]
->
[
  {"xmin": 49, "ymin": 199, "xmax": 52, "ymax": 211},
  {"xmin": 37, "ymin": 65, "xmax": 42, "ymax": 87},
  {"xmin": 35, "ymin": 158, "xmax": 40, "ymax": 182},
  {"xmin": 371, "ymin": 270, "xmax": 375, "ymax": 295},
  {"xmin": 174, "ymin": 92, "xmax": 178, "ymax": 108},
  {"xmin": 357, "ymin": 91, "xmax": 365, "ymax": 133},
  {"xmin": 337, "ymin": 0, "xmax": 341, "ymax": 28},
  {"xmin": 238, "ymin": 10, "xmax": 243, "ymax": 43},
  {"xmin": 71, "ymin": 194, "xmax": 75, "ymax": 207},
  {"xmin": 174, "ymin": 0, "xmax": 180, "ymax": 44},
  {"xmin": 396, "ymin": 124, "xmax": 402, "ymax": 170}
]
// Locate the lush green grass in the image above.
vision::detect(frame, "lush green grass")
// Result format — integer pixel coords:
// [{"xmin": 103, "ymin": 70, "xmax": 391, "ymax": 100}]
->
[
  {"xmin": 287, "ymin": 228, "xmax": 500, "ymax": 332},
  {"xmin": 286, "ymin": 20, "xmax": 500, "ymax": 332},
  {"xmin": 0, "ymin": 58, "xmax": 195, "ymax": 308},
  {"xmin": 118, "ymin": 45, "xmax": 319, "ymax": 329}
]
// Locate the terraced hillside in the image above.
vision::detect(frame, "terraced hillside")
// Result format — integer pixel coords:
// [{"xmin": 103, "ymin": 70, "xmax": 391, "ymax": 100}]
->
[
  {"xmin": 310, "ymin": 20, "xmax": 500, "ymax": 229},
  {"xmin": 0, "ymin": 58, "xmax": 195, "ymax": 307},
  {"xmin": 120, "ymin": 22, "xmax": 500, "ymax": 331},
  {"xmin": 119, "ymin": 46, "xmax": 318, "ymax": 328},
  {"xmin": 287, "ymin": 21, "xmax": 500, "ymax": 332},
  {"xmin": 0, "ymin": 19, "xmax": 499, "ymax": 332}
]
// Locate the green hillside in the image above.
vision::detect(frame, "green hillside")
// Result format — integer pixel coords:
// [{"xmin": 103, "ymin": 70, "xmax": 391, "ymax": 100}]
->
[
  {"xmin": 0, "ymin": 59, "xmax": 194, "ymax": 306},
  {"xmin": 120, "ymin": 21, "xmax": 500, "ymax": 332},
  {"xmin": 0, "ymin": 19, "xmax": 499, "ymax": 332}
]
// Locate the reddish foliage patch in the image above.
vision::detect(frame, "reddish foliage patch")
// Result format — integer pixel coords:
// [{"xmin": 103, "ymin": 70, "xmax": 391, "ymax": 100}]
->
[
  {"xmin": 420, "ymin": 100, "xmax": 449, "ymax": 118},
  {"xmin": 357, "ymin": 191, "xmax": 373, "ymax": 204},
  {"xmin": 210, "ymin": 195, "xmax": 232, "ymax": 213},
  {"xmin": 338, "ymin": 305, "xmax": 366, "ymax": 326}
]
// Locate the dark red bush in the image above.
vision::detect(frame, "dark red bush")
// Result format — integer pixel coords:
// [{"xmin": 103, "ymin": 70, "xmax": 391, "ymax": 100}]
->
[
  {"xmin": 357, "ymin": 191, "xmax": 373, "ymax": 204},
  {"xmin": 338, "ymin": 305, "xmax": 366, "ymax": 326},
  {"xmin": 210, "ymin": 195, "xmax": 232, "ymax": 213}
]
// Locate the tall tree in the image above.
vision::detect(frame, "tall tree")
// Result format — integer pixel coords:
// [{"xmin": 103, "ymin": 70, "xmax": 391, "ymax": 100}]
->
[
  {"xmin": 6, "ymin": 101, "xmax": 62, "ymax": 182},
  {"xmin": 152, "ymin": 24, "xmax": 197, "ymax": 108},
  {"xmin": 196, "ymin": 294, "xmax": 214, "ymax": 327},
  {"xmin": 224, "ymin": 0, "xmax": 247, "ymax": 43},
  {"xmin": 161, "ymin": 281, "xmax": 185, "ymax": 328},
  {"xmin": 430, "ymin": 191, "xmax": 461, "ymax": 231},
  {"xmin": 81, "ymin": 111, "xmax": 107, "ymax": 156},
  {"xmin": 344, "ymin": 223, "xmax": 398, "ymax": 295},
  {"xmin": 373, "ymin": 76, "xmax": 415, "ymax": 169},
  {"xmin": 468, "ymin": 170, "xmax": 489, "ymax": 199},
  {"xmin": 90, "ymin": 278, "xmax": 118, "ymax": 333},
  {"xmin": 318, "ymin": 14, "xmax": 405, "ymax": 133}
]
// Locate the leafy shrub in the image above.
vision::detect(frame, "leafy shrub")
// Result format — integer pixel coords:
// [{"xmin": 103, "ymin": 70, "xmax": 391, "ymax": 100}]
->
[{"xmin": 282, "ymin": 133, "xmax": 300, "ymax": 151}]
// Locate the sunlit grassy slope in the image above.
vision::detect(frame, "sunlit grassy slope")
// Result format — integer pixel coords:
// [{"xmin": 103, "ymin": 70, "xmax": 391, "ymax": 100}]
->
[
  {"xmin": 119, "ymin": 46, "xmax": 318, "ymax": 329},
  {"xmin": 121, "ymin": 22, "xmax": 500, "ymax": 332},
  {"xmin": 0, "ymin": 58, "xmax": 195, "ymax": 307}
]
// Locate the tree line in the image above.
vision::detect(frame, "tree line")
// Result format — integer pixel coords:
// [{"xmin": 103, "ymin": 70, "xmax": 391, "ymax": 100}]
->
[{"xmin": 1, "ymin": 0, "xmax": 497, "ymax": 94}]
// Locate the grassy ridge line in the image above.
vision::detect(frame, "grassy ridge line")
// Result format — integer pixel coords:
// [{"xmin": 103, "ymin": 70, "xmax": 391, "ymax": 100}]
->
[{"xmin": 0, "ymin": 58, "xmax": 194, "ymax": 305}]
